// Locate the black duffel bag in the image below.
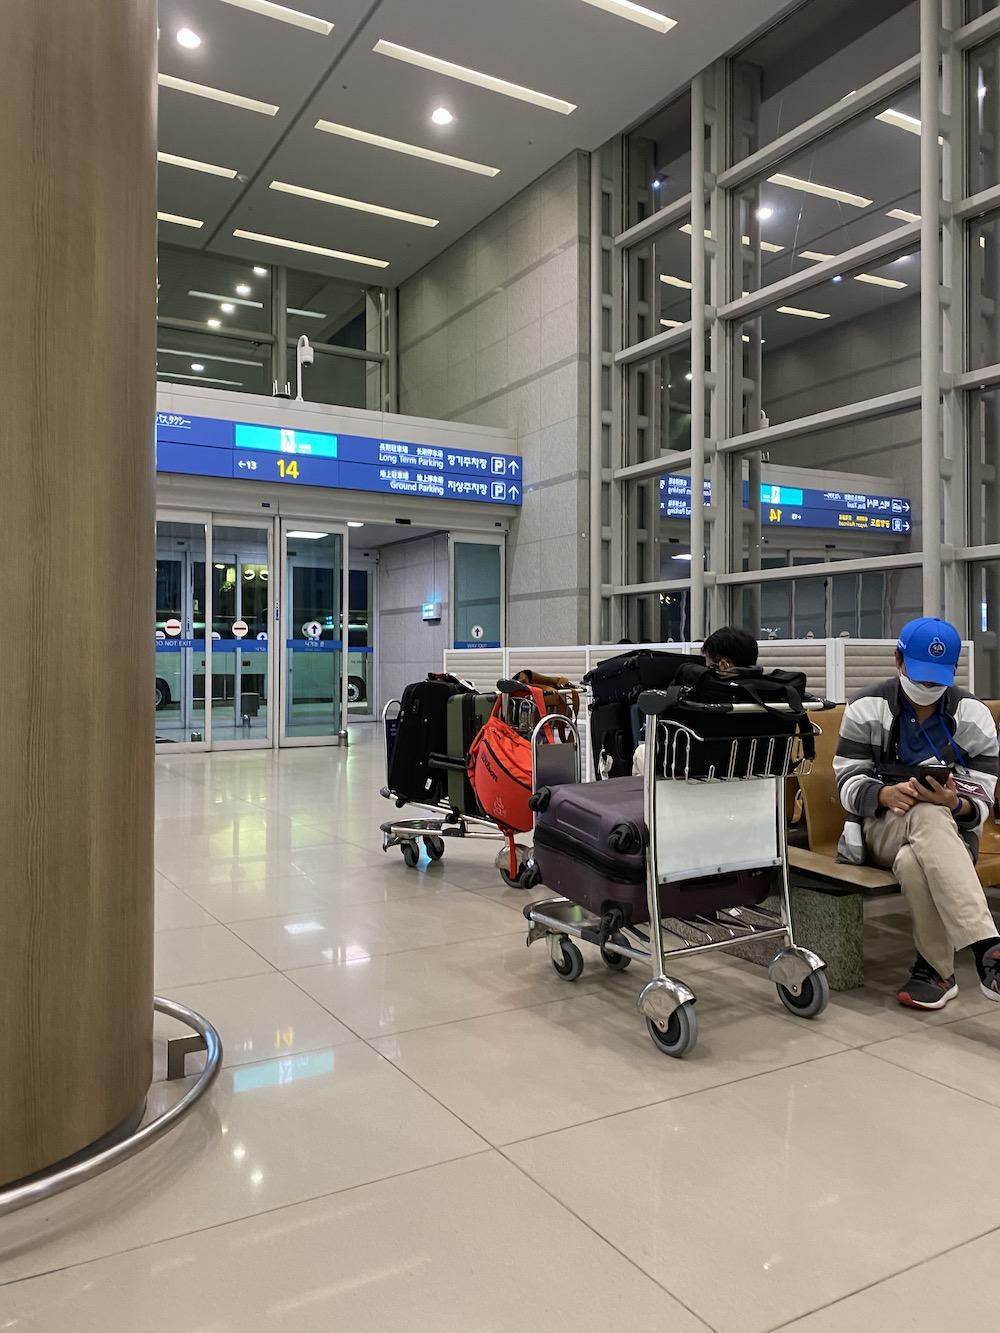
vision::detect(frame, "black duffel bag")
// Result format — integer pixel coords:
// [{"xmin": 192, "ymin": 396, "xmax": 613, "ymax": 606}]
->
[
  {"xmin": 638, "ymin": 663, "xmax": 814, "ymax": 779},
  {"xmin": 585, "ymin": 650, "xmax": 705, "ymax": 779}
]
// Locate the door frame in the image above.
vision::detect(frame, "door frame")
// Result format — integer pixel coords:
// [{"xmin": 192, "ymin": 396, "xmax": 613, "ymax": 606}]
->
[
  {"xmin": 278, "ymin": 518, "xmax": 351, "ymax": 748},
  {"xmin": 348, "ymin": 555, "xmax": 379, "ymax": 722},
  {"xmin": 447, "ymin": 531, "xmax": 507, "ymax": 649},
  {"xmin": 155, "ymin": 507, "xmax": 213, "ymax": 753},
  {"xmin": 208, "ymin": 515, "xmax": 277, "ymax": 752}
]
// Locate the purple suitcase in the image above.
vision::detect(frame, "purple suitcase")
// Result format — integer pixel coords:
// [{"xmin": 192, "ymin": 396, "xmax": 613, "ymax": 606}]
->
[{"xmin": 530, "ymin": 776, "xmax": 777, "ymax": 927}]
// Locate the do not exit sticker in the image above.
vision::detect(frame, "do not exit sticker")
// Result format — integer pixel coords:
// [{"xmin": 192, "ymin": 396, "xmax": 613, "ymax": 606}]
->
[
  {"xmin": 164, "ymin": 618, "xmax": 182, "ymax": 637},
  {"xmin": 232, "ymin": 620, "xmax": 249, "ymax": 639}
]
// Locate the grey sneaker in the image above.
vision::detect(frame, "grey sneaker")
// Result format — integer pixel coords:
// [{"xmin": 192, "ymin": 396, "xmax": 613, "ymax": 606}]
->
[
  {"xmin": 978, "ymin": 944, "xmax": 1000, "ymax": 1002},
  {"xmin": 897, "ymin": 958, "xmax": 958, "ymax": 1010}
]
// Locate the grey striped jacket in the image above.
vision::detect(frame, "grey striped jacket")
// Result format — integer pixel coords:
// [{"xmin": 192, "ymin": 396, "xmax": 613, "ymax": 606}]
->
[{"xmin": 833, "ymin": 678, "xmax": 999, "ymax": 864}]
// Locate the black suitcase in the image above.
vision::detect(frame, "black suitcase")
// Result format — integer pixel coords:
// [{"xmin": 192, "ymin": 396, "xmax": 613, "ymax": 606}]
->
[
  {"xmin": 590, "ymin": 700, "xmax": 641, "ymax": 779},
  {"xmin": 388, "ymin": 677, "xmax": 470, "ymax": 805},
  {"xmin": 584, "ymin": 649, "xmax": 700, "ymax": 705},
  {"xmin": 531, "ymin": 776, "xmax": 777, "ymax": 926}
]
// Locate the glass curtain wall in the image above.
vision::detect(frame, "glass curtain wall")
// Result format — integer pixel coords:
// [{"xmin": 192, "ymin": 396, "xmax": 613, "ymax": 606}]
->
[
  {"xmin": 604, "ymin": 0, "xmax": 1000, "ymax": 693},
  {"xmin": 156, "ymin": 243, "xmax": 389, "ymax": 410}
]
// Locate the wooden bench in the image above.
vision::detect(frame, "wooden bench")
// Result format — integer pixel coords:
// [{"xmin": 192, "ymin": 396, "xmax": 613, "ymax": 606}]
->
[{"xmin": 782, "ymin": 702, "xmax": 1000, "ymax": 988}]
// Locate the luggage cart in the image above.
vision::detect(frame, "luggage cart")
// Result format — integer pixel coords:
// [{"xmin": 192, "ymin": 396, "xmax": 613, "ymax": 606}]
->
[
  {"xmin": 379, "ymin": 699, "xmax": 503, "ymax": 869},
  {"xmin": 523, "ymin": 701, "xmax": 829, "ymax": 1057}
]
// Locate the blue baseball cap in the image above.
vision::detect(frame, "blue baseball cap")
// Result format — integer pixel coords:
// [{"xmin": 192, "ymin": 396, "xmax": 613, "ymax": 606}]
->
[{"xmin": 896, "ymin": 617, "xmax": 961, "ymax": 686}]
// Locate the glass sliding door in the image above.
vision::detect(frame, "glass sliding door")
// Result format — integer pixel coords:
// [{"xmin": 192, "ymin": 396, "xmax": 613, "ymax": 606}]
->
[
  {"xmin": 347, "ymin": 563, "xmax": 376, "ymax": 719},
  {"xmin": 280, "ymin": 523, "xmax": 348, "ymax": 744},
  {"xmin": 155, "ymin": 514, "xmax": 209, "ymax": 748},
  {"xmin": 210, "ymin": 520, "xmax": 274, "ymax": 747}
]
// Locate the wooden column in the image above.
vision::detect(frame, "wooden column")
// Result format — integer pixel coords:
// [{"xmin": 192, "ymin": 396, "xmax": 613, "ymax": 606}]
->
[{"xmin": 0, "ymin": 0, "xmax": 157, "ymax": 1185}]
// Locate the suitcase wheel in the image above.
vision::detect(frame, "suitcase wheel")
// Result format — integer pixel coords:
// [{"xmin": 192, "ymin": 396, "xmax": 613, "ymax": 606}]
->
[
  {"xmin": 550, "ymin": 938, "xmax": 584, "ymax": 982},
  {"xmin": 600, "ymin": 933, "xmax": 632, "ymax": 971},
  {"xmin": 608, "ymin": 822, "xmax": 642, "ymax": 855},
  {"xmin": 645, "ymin": 1001, "xmax": 698, "ymax": 1058},
  {"xmin": 528, "ymin": 787, "xmax": 552, "ymax": 813},
  {"xmin": 401, "ymin": 841, "xmax": 420, "ymax": 868},
  {"xmin": 423, "ymin": 835, "xmax": 446, "ymax": 862}
]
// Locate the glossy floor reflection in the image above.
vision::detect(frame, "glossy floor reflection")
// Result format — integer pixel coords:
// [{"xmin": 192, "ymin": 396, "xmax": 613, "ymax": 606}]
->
[{"xmin": 2, "ymin": 726, "xmax": 999, "ymax": 1331}]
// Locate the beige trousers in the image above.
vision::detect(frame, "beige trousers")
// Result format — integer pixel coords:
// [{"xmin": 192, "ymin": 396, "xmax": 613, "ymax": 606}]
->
[{"xmin": 864, "ymin": 804, "xmax": 997, "ymax": 977}]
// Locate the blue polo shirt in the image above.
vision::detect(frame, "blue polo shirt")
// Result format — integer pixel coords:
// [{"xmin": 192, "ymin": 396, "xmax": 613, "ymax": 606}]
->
[{"xmin": 896, "ymin": 700, "xmax": 965, "ymax": 766}]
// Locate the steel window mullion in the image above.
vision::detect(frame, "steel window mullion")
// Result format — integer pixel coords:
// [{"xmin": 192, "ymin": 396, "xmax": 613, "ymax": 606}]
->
[
  {"xmin": 954, "ymin": 183, "xmax": 1000, "ymax": 220},
  {"xmin": 614, "ymin": 450, "xmax": 693, "ymax": 481},
  {"xmin": 156, "ymin": 316, "xmax": 273, "ymax": 344},
  {"xmin": 956, "ymin": 361, "xmax": 1000, "ymax": 390},
  {"xmin": 717, "ymin": 552, "xmax": 924, "ymax": 586},
  {"xmin": 920, "ymin": 0, "xmax": 943, "ymax": 615},
  {"xmin": 718, "ymin": 387, "xmax": 922, "ymax": 455},
  {"xmin": 942, "ymin": 0, "xmax": 968, "ymax": 628},
  {"xmin": 284, "ymin": 337, "xmax": 387, "ymax": 365},
  {"xmin": 614, "ymin": 193, "xmax": 692, "ymax": 250},
  {"xmin": 955, "ymin": 9, "xmax": 1000, "ymax": 52},
  {"xmin": 719, "ymin": 224, "xmax": 921, "ymax": 322},
  {"xmin": 690, "ymin": 72, "xmax": 708, "ymax": 639},
  {"xmin": 717, "ymin": 55, "xmax": 921, "ymax": 191},
  {"xmin": 615, "ymin": 322, "xmax": 692, "ymax": 366},
  {"xmin": 613, "ymin": 577, "xmax": 692, "ymax": 596}
]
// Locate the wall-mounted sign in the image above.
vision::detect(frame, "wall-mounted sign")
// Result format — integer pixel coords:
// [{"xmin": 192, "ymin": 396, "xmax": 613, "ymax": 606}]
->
[
  {"xmin": 659, "ymin": 476, "xmax": 911, "ymax": 534},
  {"xmin": 155, "ymin": 413, "xmax": 522, "ymax": 507}
]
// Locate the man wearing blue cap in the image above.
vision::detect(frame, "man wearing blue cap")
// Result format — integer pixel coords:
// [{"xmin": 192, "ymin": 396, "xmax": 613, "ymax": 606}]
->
[{"xmin": 834, "ymin": 617, "xmax": 1000, "ymax": 1009}]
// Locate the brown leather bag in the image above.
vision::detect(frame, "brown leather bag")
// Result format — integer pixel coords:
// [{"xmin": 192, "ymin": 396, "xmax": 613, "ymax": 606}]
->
[{"xmin": 513, "ymin": 670, "xmax": 580, "ymax": 722}]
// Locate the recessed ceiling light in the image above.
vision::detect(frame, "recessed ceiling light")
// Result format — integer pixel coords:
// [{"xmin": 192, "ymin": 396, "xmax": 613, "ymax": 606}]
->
[
  {"xmin": 767, "ymin": 172, "xmax": 871, "ymax": 208},
  {"xmin": 347, "ymin": 521, "xmax": 365, "ymax": 528},
  {"xmin": 577, "ymin": 0, "xmax": 677, "ymax": 33},
  {"xmin": 887, "ymin": 207, "xmax": 920, "ymax": 223},
  {"xmin": 800, "ymin": 250, "xmax": 834, "ymax": 262},
  {"xmin": 314, "ymin": 118, "xmax": 499, "ymax": 176},
  {"xmin": 832, "ymin": 275, "xmax": 843, "ymax": 283},
  {"xmin": 219, "ymin": 0, "xmax": 333, "ymax": 35},
  {"xmin": 157, "ymin": 210, "xmax": 203, "ymax": 228},
  {"xmin": 431, "ymin": 106, "xmax": 453, "ymax": 126},
  {"xmin": 253, "ymin": 265, "xmax": 268, "ymax": 276},
  {"xmin": 158, "ymin": 347, "xmax": 261, "ymax": 367},
  {"xmin": 287, "ymin": 307, "xmax": 327, "ymax": 319},
  {"xmin": 876, "ymin": 108, "xmax": 944, "ymax": 145},
  {"xmin": 232, "ymin": 227, "xmax": 389, "ymax": 268},
  {"xmin": 684, "ymin": 372, "xmax": 693, "ymax": 381},
  {"xmin": 157, "ymin": 150, "xmax": 238, "ymax": 179},
  {"xmin": 220, "ymin": 302, "xmax": 236, "ymax": 313},
  {"xmin": 190, "ymin": 289, "xmax": 263, "ymax": 309},
  {"xmin": 269, "ymin": 180, "xmax": 439, "ymax": 227},
  {"xmin": 756, "ymin": 206, "xmax": 773, "ymax": 220},
  {"xmin": 659, "ymin": 273, "xmax": 692, "ymax": 289},
  {"xmin": 286, "ymin": 531, "xmax": 329, "ymax": 539},
  {"xmin": 372, "ymin": 39, "xmax": 576, "ymax": 115},
  {"xmin": 191, "ymin": 362, "xmax": 206, "ymax": 371},
  {"xmin": 659, "ymin": 318, "xmax": 684, "ymax": 328},
  {"xmin": 176, "ymin": 27, "xmax": 202, "ymax": 49},
  {"xmin": 157, "ymin": 72, "xmax": 279, "ymax": 116},
  {"xmin": 236, "ymin": 283, "xmax": 252, "ymax": 295},
  {"xmin": 207, "ymin": 318, "xmax": 222, "ymax": 328},
  {"xmin": 158, "ymin": 371, "xmax": 243, "ymax": 386},
  {"xmin": 854, "ymin": 273, "xmax": 908, "ymax": 289},
  {"xmin": 776, "ymin": 305, "xmax": 830, "ymax": 319}
]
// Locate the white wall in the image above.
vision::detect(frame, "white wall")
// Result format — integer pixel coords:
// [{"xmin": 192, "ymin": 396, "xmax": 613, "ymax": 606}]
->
[{"xmin": 377, "ymin": 533, "xmax": 450, "ymax": 706}]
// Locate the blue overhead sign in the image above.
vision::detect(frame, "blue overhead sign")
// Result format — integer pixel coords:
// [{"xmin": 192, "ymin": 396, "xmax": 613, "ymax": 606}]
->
[
  {"xmin": 659, "ymin": 476, "xmax": 911, "ymax": 534},
  {"xmin": 154, "ymin": 412, "xmax": 522, "ymax": 506}
]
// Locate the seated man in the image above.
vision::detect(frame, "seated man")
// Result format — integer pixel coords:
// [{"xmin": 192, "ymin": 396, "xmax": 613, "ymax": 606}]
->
[
  {"xmin": 834, "ymin": 617, "xmax": 1000, "ymax": 1009},
  {"xmin": 632, "ymin": 627, "xmax": 759, "ymax": 775}
]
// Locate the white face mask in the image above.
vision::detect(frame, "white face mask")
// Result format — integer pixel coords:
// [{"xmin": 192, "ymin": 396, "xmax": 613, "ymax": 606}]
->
[{"xmin": 899, "ymin": 672, "xmax": 947, "ymax": 707}]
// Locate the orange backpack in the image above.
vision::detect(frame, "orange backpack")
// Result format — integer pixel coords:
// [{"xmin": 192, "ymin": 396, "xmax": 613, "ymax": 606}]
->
[{"xmin": 468, "ymin": 684, "xmax": 550, "ymax": 877}]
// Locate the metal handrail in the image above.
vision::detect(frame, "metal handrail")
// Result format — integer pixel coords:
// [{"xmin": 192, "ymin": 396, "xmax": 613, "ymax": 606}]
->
[{"xmin": 0, "ymin": 996, "xmax": 222, "ymax": 1217}]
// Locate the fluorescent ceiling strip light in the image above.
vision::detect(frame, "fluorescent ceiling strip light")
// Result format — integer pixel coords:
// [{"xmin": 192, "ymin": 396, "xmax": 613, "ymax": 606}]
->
[
  {"xmin": 776, "ymin": 305, "xmax": 830, "ymax": 319},
  {"xmin": 660, "ymin": 318, "xmax": 684, "ymax": 328},
  {"xmin": 157, "ymin": 73, "xmax": 278, "ymax": 116},
  {"xmin": 314, "ymin": 118, "xmax": 498, "ymax": 176},
  {"xmin": 854, "ymin": 272, "xmax": 908, "ymax": 289},
  {"xmin": 759, "ymin": 240, "xmax": 783, "ymax": 253},
  {"xmin": 887, "ymin": 207, "xmax": 920, "ymax": 223},
  {"xmin": 269, "ymin": 180, "xmax": 438, "ymax": 227},
  {"xmin": 767, "ymin": 172, "xmax": 871, "ymax": 208},
  {"xmin": 680, "ymin": 221, "xmax": 782, "ymax": 254},
  {"xmin": 158, "ymin": 151, "xmax": 237, "ymax": 179},
  {"xmin": 876, "ymin": 108, "xmax": 943, "ymax": 145},
  {"xmin": 287, "ymin": 307, "xmax": 327, "ymax": 319},
  {"xmin": 189, "ymin": 290, "xmax": 263, "ymax": 309},
  {"xmin": 157, "ymin": 347, "xmax": 261, "ymax": 367},
  {"xmin": 233, "ymin": 228, "xmax": 388, "ymax": 268},
  {"xmin": 577, "ymin": 0, "xmax": 677, "ymax": 33},
  {"xmin": 218, "ymin": 0, "xmax": 333, "ymax": 35},
  {"xmin": 158, "ymin": 211, "xmax": 203, "ymax": 228},
  {"xmin": 372, "ymin": 39, "xmax": 576, "ymax": 115},
  {"xmin": 800, "ymin": 249, "xmax": 834, "ymax": 261},
  {"xmin": 659, "ymin": 273, "xmax": 692, "ymax": 289},
  {"xmin": 157, "ymin": 371, "xmax": 243, "ymax": 385}
]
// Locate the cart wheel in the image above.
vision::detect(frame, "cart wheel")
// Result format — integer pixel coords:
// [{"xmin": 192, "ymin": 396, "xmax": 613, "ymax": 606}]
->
[
  {"xmin": 776, "ymin": 968, "xmax": 829, "ymax": 1019},
  {"xmin": 646, "ymin": 1002, "xmax": 698, "ymax": 1058},
  {"xmin": 423, "ymin": 836, "xmax": 445, "ymax": 861},
  {"xmin": 401, "ymin": 841, "xmax": 420, "ymax": 868},
  {"xmin": 600, "ymin": 933, "xmax": 632, "ymax": 971},
  {"xmin": 551, "ymin": 938, "xmax": 584, "ymax": 981},
  {"xmin": 499, "ymin": 866, "xmax": 522, "ymax": 888}
]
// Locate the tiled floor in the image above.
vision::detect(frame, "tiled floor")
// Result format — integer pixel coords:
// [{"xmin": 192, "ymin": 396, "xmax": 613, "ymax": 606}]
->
[{"xmin": 2, "ymin": 727, "xmax": 999, "ymax": 1331}]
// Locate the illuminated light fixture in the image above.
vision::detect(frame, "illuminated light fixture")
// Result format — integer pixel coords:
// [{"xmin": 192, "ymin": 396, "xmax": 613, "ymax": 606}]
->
[
  {"xmin": 314, "ymin": 118, "xmax": 499, "ymax": 177},
  {"xmin": 776, "ymin": 305, "xmax": 830, "ymax": 319},
  {"xmin": 854, "ymin": 272, "xmax": 908, "ymax": 289},
  {"xmin": 887, "ymin": 207, "xmax": 920, "ymax": 223},
  {"xmin": 660, "ymin": 318, "xmax": 684, "ymax": 328},
  {"xmin": 680, "ymin": 223, "xmax": 712, "ymax": 238},
  {"xmin": 876, "ymin": 107, "xmax": 944, "ymax": 145},
  {"xmin": 756, "ymin": 206, "xmax": 773, "ymax": 221},
  {"xmin": 981, "ymin": 235, "xmax": 987, "ymax": 249},
  {"xmin": 576, "ymin": 0, "xmax": 677, "ymax": 33},
  {"xmin": 157, "ymin": 210, "xmax": 203, "ymax": 228},
  {"xmin": 684, "ymin": 372, "xmax": 693, "ymax": 381},
  {"xmin": 767, "ymin": 171, "xmax": 871, "ymax": 208},
  {"xmin": 207, "ymin": 318, "xmax": 222, "ymax": 328},
  {"xmin": 176, "ymin": 27, "xmax": 202, "ymax": 49},
  {"xmin": 800, "ymin": 249, "xmax": 834, "ymax": 262},
  {"xmin": 157, "ymin": 72, "xmax": 279, "ymax": 116},
  {"xmin": 190, "ymin": 290, "xmax": 260, "ymax": 308},
  {"xmin": 253, "ymin": 265, "xmax": 268, "ymax": 275},
  {"xmin": 190, "ymin": 362, "xmax": 206, "ymax": 371},
  {"xmin": 372, "ymin": 39, "xmax": 576, "ymax": 115},
  {"xmin": 347, "ymin": 521, "xmax": 365, "ymax": 528},
  {"xmin": 431, "ymin": 106, "xmax": 453, "ymax": 126},
  {"xmin": 287, "ymin": 307, "xmax": 327, "ymax": 319},
  {"xmin": 269, "ymin": 180, "xmax": 439, "ymax": 227},
  {"xmin": 672, "ymin": 553, "xmax": 693, "ymax": 561},
  {"xmin": 236, "ymin": 284, "xmax": 252, "ymax": 296},
  {"xmin": 157, "ymin": 150, "xmax": 237, "ymax": 179},
  {"xmin": 157, "ymin": 371, "xmax": 243, "ymax": 385},
  {"xmin": 219, "ymin": 0, "xmax": 333, "ymax": 35},
  {"xmin": 157, "ymin": 347, "xmax": 261, "ymax": 367},
  {"xmin": 659, "ymin": 273, "xmax": 692, "ymax": 289},
  {"xmin": 220, "ymin": 303, "xmax": 236, "ymax": 313},
  {"xmin": 286, "ymin": 530, "xmax": 328, "ymax": 538},
  {"xmin": 759, "ymin": 240, "xmax": 783, "ymax": 253},
  {"xmin": 232, "ymin": 227, "xmax": 389, "ymax": 268}
]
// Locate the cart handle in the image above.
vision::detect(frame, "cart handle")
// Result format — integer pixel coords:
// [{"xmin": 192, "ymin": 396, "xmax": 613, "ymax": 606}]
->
[{"xmin": 638, "ymin": 691, "xmax": 834, "ymax": 717}]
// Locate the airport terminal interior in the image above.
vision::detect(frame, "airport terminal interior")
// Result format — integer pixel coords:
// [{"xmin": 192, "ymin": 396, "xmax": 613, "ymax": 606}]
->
[{"xmin": 6, "ymin": 0, "xmax": 1000, "ymax": 1328}]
